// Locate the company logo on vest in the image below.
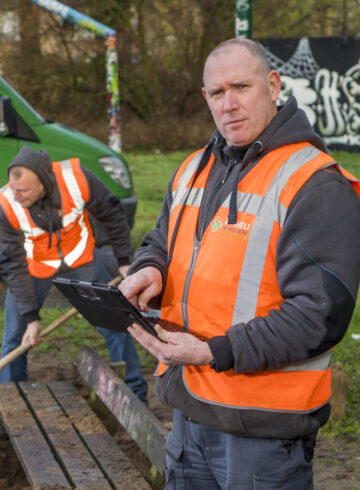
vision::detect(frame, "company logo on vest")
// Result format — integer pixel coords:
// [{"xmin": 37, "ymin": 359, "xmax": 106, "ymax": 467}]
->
[{"xmin": 211, "ymin": 216, "xmax": 251, "ymax": 235}]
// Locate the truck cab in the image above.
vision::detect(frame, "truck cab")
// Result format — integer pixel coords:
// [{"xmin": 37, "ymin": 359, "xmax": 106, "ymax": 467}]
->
[{"xmin": 0, "ymin": 76, "xmax": 137, "ymax": 241}]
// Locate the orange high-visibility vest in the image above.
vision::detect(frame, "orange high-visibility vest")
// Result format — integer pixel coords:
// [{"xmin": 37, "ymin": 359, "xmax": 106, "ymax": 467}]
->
[
  {"xmin": 0, "ymin": 158, "xmax": 95, "ymax": 278},
  {"xmin": 158, "ymin": 142, "xmax": 360, "ymax": 413}
]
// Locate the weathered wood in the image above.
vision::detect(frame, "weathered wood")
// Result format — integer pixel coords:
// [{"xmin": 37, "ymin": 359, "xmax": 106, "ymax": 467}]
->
[
  {"xmin": 0, "ymin": 382, "xmax": 70, "ymax": 489},
  {"xmin": 78, "ymin": 345, "xmax": 169, "ymax": 472},
  {"xmin": 48, "ymin": 381, "xmax": 150, "ymax": 489},
  {"xmin": 19, "ymin": 382, "xmax": 112, "ymax": 489}
]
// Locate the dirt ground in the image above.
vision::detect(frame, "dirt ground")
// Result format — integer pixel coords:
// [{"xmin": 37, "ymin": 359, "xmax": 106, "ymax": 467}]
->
[{"xmin": 0, "ymin": 353, "xmax": 359, "ymax": 489}]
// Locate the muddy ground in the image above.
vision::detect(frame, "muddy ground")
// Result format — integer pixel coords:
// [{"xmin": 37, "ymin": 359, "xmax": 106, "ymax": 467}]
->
[{"xmin": 0, "ymin": 353, "xmax": 359, "ymax": 489}]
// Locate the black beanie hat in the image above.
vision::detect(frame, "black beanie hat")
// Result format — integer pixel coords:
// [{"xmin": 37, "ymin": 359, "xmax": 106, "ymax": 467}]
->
[{"xmin": 8, "ymin": 147, "xmax": 54, "ymax": 195}]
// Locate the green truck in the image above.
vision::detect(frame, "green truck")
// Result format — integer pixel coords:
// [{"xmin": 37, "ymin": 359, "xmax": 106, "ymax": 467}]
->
[{"xmin": 0, "ymin": 76, "xmax": 137, "ymax": 244}]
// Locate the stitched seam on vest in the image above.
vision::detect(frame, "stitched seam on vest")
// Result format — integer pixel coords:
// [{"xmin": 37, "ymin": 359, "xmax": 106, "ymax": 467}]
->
[{"xmin": 285, "ymin": 223, "xmax": 356, "ymax": 303}]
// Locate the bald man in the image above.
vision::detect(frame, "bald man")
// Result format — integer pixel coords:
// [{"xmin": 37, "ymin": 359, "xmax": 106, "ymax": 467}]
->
[{"xmin": 119, "ymin": 39, "xmax": 360, "ymax": 488}]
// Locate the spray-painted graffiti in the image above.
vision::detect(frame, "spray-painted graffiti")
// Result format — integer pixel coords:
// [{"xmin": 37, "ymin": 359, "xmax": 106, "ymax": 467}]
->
[
  {"xmin": 78, "ymin": 345, "xmax": 168, "ymax": 471},
  {"xmin": 262, "ymin": 37, "xmax": 360, "ymax": 151},
  {"xmin": 106, "ymin": 35, "xmax": 122, "ymax": 153}
]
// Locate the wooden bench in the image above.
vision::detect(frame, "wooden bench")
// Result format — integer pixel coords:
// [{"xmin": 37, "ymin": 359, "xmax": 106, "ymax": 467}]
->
[
  {"xmin": 78, "ymin": 346, "xmax": 169, "ymax": 487},
  {"xmin": 0, "ymin": 380, "xmax": 151, "ymax": 489}
]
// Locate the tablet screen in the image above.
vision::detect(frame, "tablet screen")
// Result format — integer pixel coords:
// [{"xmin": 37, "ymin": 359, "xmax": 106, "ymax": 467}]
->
[{"xmin": 52, "ymin": 278, "xmax": 157, "ymax": 336}]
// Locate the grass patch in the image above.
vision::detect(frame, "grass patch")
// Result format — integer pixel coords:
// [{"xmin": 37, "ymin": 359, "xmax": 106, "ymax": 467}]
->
[
  {"xmin": 332, "ymin": 150, "xmax": 360, "ymax": 177},
  {"xmin": 126, "ymin": 150, "xmax": 189, "ymax": 250},
  {"xmin": 320, "ymin": 297, "xmax": 360, "ymax": 438}
]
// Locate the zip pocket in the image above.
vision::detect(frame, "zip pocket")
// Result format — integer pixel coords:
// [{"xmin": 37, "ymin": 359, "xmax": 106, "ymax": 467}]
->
[{"xmin": 155, "ymin": 365, "xmax": 180, "ymax": 405}]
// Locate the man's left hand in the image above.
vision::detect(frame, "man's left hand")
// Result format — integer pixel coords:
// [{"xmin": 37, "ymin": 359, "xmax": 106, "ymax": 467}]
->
[
  {"xmin": 128, "ymin": 322, "xmax": 214, "ymax": 366},
  {"xmin": 21, "ymin": 320, "xmax": 43, "ymax": 347}
]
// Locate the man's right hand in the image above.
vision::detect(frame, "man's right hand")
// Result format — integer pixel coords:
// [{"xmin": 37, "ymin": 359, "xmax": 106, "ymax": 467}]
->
[
  {"xmin": 21, "ymin": 320, "xmax": 42, "ymax": 346},
  {"xmin": 119, "ymin": 266, "xmax": 162, "ymax": 312}
]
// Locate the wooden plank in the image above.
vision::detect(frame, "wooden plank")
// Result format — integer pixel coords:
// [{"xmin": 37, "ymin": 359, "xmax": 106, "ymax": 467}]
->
[
  {"xmin": 0, "ymin": 382, "xmax": 70, "ymax": 489},
  {"xmin": 48, "ymin": 381, "xmax": 151, "ymax": 489},
  {"xmin": 78, "ymin": 346, "xmax": 169, "ymax": 472},
  {"xmin": 19, "ymin": 382, "xmax": 112, "ymax": 489}
]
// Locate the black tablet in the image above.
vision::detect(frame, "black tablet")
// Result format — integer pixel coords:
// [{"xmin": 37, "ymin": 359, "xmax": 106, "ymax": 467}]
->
[{"xmin": 52, "ymin": 277, "xmax": 157, "ymax": 337}]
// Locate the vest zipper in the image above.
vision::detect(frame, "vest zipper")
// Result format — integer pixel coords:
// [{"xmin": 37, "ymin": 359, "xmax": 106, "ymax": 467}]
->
[
  {"xmin": 181, "ymin": 238, "xmax": 201, "ymax": 331},
  {"xmin": 181, "ymin": 159, "xmax": 236, "ymax": 329},
  {"xmin": 55, "ymin": 230, "xmax": 65, "ymax": 268}
]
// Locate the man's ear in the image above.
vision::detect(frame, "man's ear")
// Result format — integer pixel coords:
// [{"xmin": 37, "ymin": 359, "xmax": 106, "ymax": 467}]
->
[
  {"xmin": 202, "ymin": 87, "xmax": 207, "ymax": 100},
  {"xmin": 267, "ymin": 70, "xmax": 281, "ymax": 102}
]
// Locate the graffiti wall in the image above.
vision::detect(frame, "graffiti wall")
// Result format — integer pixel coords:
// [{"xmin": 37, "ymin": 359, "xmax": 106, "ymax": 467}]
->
[{"xmin": 260, "ymin": 37, "xmax": 360, "ymax": 152}]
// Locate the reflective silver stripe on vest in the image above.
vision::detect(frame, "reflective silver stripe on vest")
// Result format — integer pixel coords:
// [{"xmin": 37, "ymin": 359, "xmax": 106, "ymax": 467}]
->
[
  {"xmin": 60, "ymin": 159, "xmax": 86, "ymax": 227},
  {"xmin": 56, "ymin": 160, "xmax": 90, "ymax": 267},
  {"xmin": 1, "ymin": 185, "xmax": 35, "ymax": 234},
  {"xmin": 64, "ymin": 213, "xmax": 90, "ymax": 267},
  {"xmin": 1, "ymin": 185, "xmax": 41, "ymax": 260},
  {"xmin": 280, "ymin": 349, "xmax": 332, "ymax": 372},
  {"xmin": 170, "ymin": 151, "xmax": 205, "ymax": 213},
  {"xmin": 232, "ymin": 145, "xmax": 322, "ymax": 324},
  {"xmin": 42, "ymin": 258, "xmax": 61, "ymax": 269}
]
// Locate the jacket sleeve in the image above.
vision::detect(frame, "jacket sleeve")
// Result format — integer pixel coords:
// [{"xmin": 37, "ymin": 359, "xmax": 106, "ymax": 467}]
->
[
  {"xmin": 81, "ymin": 167, "xmax": 132, "ymax": 266},
  {"xmin": 208, "ymin": 168, "xmax": 360, "ymax": 373},
  {"xmin": 0, "ymin": 207, "xmax": 40, "ymax": 322}
]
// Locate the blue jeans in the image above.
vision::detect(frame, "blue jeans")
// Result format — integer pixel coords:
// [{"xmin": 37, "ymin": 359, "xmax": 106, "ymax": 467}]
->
[
  {"xmin": 0, "ymin": 260, "xmax": 148, "ymax": 403},
  {"xmin": 164, "ymin": 410, "xmax": 314, "ymax": 489}
]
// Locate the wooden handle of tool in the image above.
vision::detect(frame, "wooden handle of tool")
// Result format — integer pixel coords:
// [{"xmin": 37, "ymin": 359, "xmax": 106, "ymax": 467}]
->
[{"xmin": 0, "ymin": 274, "xmax": 123, "ymax": 371}]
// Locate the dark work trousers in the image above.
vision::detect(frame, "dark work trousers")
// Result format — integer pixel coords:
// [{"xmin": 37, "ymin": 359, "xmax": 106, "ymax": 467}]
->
[{"xmin": 165, "ymin": 409, "xmax": 315, "ymax": 490}]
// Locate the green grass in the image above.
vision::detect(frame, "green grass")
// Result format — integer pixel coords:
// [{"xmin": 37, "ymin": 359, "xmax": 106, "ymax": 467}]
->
[
  {"xmin": 126, "ymin": 150, "xmax": 189, "ymax": 250},
  {"xmin": 322, "ymin": 304, "xmax": 360, "ymax": 437},
  {"xmin": 332, "ymin": 150, "xmax": 360, "ymax": 177}
]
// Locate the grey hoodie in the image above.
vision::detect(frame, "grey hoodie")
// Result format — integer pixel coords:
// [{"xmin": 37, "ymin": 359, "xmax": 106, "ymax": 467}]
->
[{"xmin": 129, "ymin": 97, "xmax": 360, "ymax": 438}]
